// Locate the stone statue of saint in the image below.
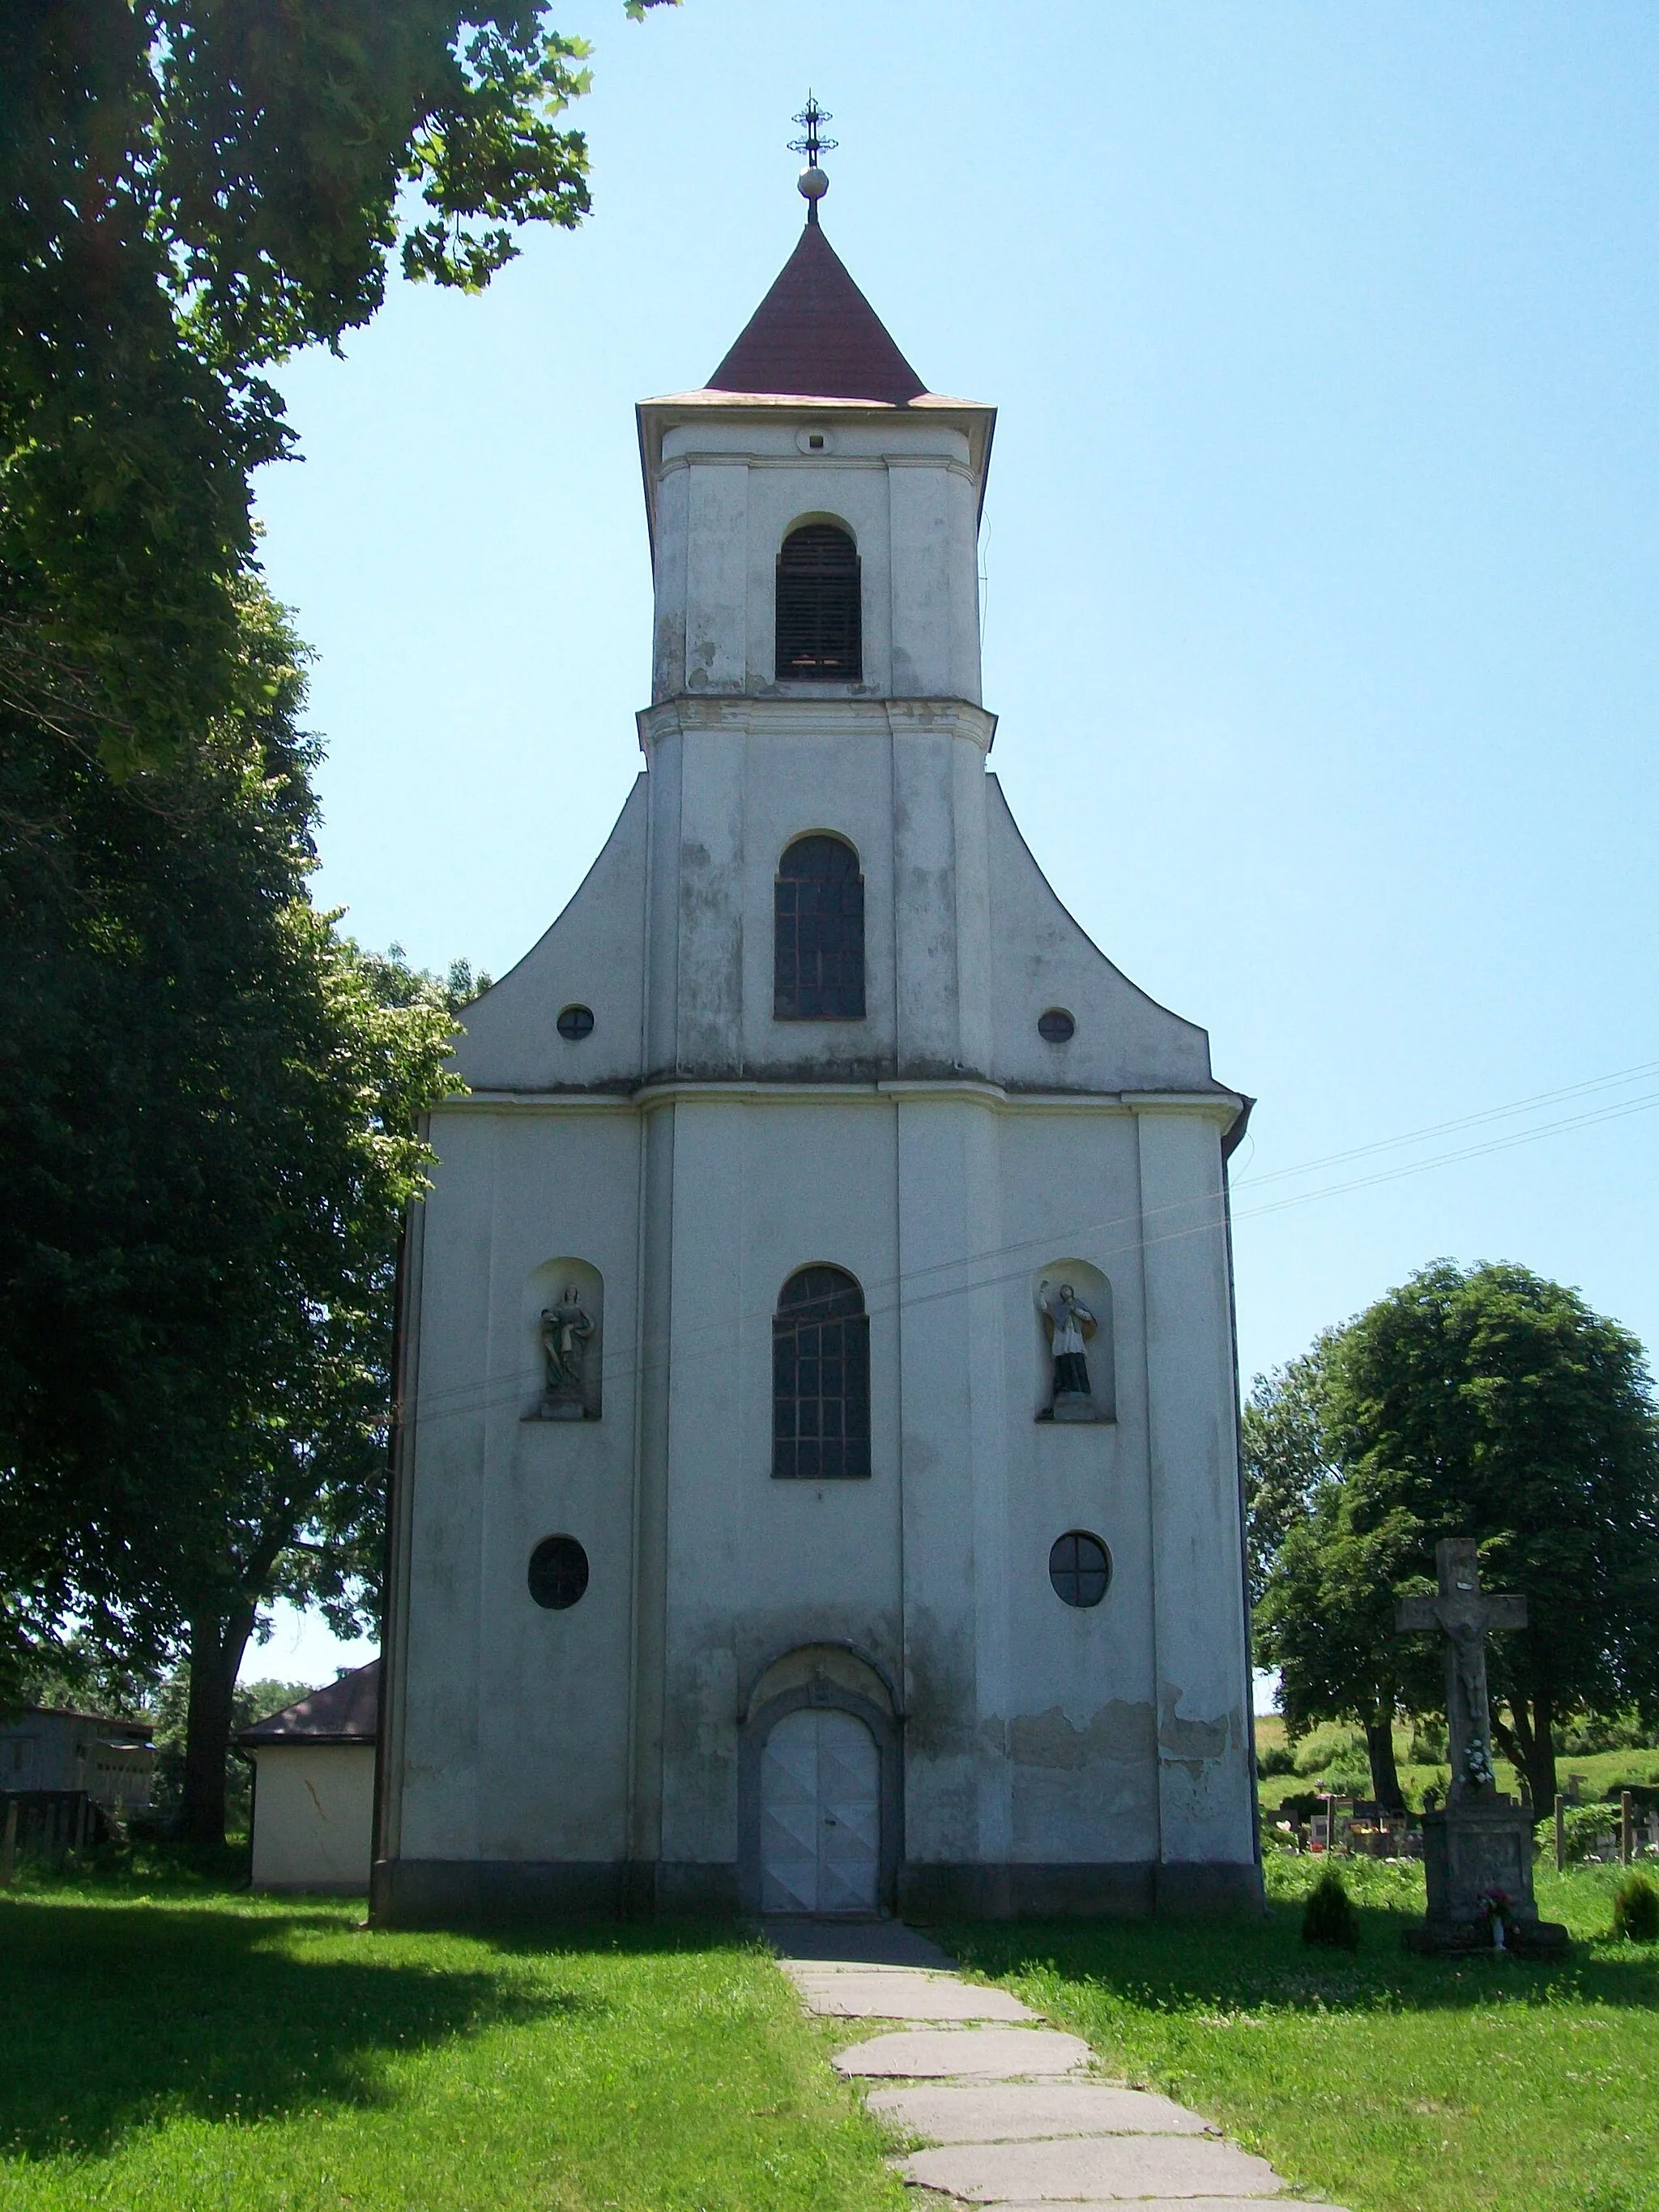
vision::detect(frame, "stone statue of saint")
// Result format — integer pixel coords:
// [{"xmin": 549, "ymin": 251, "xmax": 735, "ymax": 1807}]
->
[
  {"xmin": 1041, "ymin": 1281, "xmax": 1098, "ymax": 1421},
  {"xmin": 539, "ymin": 1289, "xmax": 595, "ymax": 1419}
]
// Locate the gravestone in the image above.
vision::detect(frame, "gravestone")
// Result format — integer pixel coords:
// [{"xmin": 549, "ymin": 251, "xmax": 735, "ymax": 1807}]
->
[{"xmin": 1396, "ymin": 1540, "xmax": 1568, "ymax": 1956}]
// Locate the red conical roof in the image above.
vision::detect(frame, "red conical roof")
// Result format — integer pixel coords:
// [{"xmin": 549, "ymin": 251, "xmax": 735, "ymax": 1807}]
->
[{"xmin": 707, "ymin": 219, "xmax": 927, "ymax": 406}]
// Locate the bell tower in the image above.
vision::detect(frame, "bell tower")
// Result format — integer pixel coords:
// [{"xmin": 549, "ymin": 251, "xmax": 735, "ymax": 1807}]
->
[{"xmin": 637, "ymin": 128, "xmax": 992, "ymax": 707}]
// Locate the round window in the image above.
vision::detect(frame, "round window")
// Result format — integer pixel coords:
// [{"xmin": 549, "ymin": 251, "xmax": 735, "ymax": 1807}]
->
[
  {"xmin": 527, "ymin": 1535, "xmax": 590, "ymax": 1610},
  {"xmin": 557, "ymin": 1004, "xmax": 595, "ymax": 1041},
  {"xmin": 1038, "ymin": 1008, "xmax": 1075, "ymax": 1043},
  {"xmin": 1048, "ymin": 1530, "xmax": 1111, "ymax": 1608}
]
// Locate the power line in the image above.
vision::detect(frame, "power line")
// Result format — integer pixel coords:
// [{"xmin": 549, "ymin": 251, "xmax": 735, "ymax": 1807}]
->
[{"xmin": 403, "ymin": 1059, "xmax": 1659, "ymax": 1428}]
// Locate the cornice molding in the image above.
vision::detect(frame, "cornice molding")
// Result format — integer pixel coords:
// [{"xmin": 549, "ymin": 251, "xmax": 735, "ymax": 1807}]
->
[
  {"xmin": 437, "ymin": 1080, "xmax": 1243, "ymax": 1124},
  {"xmin": 636, "ymin": 695, "xmax": 997, "ymax": 753}
]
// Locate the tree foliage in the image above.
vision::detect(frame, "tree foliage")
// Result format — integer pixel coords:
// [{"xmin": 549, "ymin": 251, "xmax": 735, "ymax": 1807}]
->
[
  {"xmin": 1254, "ymin": 1262, "xmax": 1659, "ymax": 1815},
  {"xmin": 0, "ymin": 587, "xmax": 459, "ymax": 1794},
  {"xmin": 0, "ymin": 0, "xmax": 672, "ymax": 779},
  {"xmin": 0, "ymin": 0, "xmax": 671, "ymax": 1828},
  {"xmin": 1331, "ymin": 1260, "xmax": 1659, "ymax": 1813}
]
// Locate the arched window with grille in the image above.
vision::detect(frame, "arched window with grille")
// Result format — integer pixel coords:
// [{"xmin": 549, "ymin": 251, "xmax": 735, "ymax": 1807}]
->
[
  {"xmin": 772, "ymin": 1265, "xmax": 871, "ymax": 1481},
  {"xmin": 774, "ymin": 834, "xmax": 865, "ymax": 1020},
  {"xmin": 775, "ymin": 522, "xmax": 862, "ymax": 681}
]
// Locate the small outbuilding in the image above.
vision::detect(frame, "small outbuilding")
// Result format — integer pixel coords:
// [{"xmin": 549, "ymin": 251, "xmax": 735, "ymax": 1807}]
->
[
  {"xmin": 239, "ymin": 1661, "xmax": 378, "ymax": 1893},
  {"xmin": 0, "ymin": 1706, "xmax": 154, "ymax": 1813}
]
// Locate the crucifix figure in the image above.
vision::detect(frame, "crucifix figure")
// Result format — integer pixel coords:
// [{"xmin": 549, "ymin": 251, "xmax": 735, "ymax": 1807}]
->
[{"xmin": 1396, "ymin": 1539, "xmax": 1527, "ymax": 1803}]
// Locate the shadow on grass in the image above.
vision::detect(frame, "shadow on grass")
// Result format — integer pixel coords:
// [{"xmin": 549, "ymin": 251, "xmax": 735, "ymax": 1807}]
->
[
  {"xmin": 0, "ymin": 1895, "xmax": 614, "ymax": 2161},
  {"xmin": 937, "ymin": 1896, "xmax": 1659, "ymax": 2022}
]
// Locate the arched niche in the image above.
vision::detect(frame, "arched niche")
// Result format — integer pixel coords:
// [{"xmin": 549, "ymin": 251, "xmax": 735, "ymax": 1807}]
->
[
  {"xmin": 523, "ymin": 1258, "xmax": 603, "ymax": 1422},
  {"xmin": 1034, "ymin": 1259, "xmax": 1115, "ymax": 1424}
]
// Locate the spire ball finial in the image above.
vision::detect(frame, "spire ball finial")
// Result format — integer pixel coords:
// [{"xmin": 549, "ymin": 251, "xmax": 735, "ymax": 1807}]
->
[{"xmin": 787, "ymin": 94, "xmax": 836, "ymax": 220}]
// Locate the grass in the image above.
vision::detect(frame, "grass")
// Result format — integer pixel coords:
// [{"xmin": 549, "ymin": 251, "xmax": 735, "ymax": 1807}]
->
[
  {"xmin": 0, "ymin": 1872, "xmax": 906, "ymax": 2212},
  {"xmin": 8, "ymin": 1851, "xmax": 1659, "ymax": 2212},
  {"xmin": 945, "ymin": 1855, "xmax": 1659, "ymax": 2212}
]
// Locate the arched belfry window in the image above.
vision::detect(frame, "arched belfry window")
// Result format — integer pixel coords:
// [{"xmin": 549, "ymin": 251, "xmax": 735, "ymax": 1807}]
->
[
  {"xmin": 773, "ymin": 1266, "xmax": 871, "ymax": 1481},
  {"xmin": 776, "ymin": 522, "xmax": 862, "ymax": 681},
  {"xmin": 774, "ymin": 835, "xmax": 865, "ymax": 1020}
]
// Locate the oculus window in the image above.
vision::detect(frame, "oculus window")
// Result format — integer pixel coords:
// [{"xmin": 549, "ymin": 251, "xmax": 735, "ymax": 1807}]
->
[
  {"xmin": 775, "ymin": 834, "xmax": 866, "ymax": 1019},
  {"xmin": 773, "ymin": 1265, "xmax": 871, "ymax": 1481},
  {"xmin": 1049, "ymin": 1531, "xmax": 1111, "ymax": 1608},
  {"xmin": 775, "ymin": 522, "xmax": 862, "ymax": 680}
]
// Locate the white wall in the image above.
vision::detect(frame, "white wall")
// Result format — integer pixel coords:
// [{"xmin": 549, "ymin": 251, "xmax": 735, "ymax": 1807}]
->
[
  {"xmin": 382, "ymin": 379, "xmax": 1255, "ymax": 1901},
  {"xmin": 250, "ymin": 1745, "xmax": 374, "ymax": 1890}
]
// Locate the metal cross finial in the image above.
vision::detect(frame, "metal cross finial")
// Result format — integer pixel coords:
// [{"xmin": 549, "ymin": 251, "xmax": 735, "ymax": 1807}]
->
[
  {"xmin": 788, "ymin": 94, "xmax": 837, "ymax": 168},
  {"xmin": 788, "ymin": 94, "xmax": 836, "ymax": 222}
]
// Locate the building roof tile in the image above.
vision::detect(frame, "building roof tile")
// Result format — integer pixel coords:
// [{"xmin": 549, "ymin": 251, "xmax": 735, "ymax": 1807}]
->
[
  {"xmin": 706, "ymin": 219, "xmax": 927, "ymax": 406},
  {"xmin": 237, "ymin": 1659, "xmax": 378, "ymax": 1746}
]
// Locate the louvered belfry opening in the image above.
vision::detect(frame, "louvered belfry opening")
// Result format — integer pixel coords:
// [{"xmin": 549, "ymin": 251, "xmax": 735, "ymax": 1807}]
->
[
  {"xmin": 774, "ymin": 833, "xmax": 865, "ymax": 1019},
  {"xmin": 772, "ymin": 1265, "xmax": 872, "ymax": 1480},
  {"xmin": 775, "ymin": 522, "xmax": 862, "ymax": 680}
]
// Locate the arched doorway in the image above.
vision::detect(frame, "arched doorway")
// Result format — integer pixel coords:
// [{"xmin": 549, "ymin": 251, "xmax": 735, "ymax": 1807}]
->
[
  {"xmin": 737, "ymin": 1643, "xmax": 902, "ymax": 1916},
  {"xmin": 760, "ymin": 1707, "xmax": 879, "ymax": 1914}
]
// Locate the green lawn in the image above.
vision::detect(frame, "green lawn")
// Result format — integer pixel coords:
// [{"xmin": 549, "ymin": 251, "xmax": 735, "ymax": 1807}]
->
[
  {"xmin": 7, "ymin": 1858, "xmax": 1657, "ymax": 2212},
  {"xmin": 0, "ymin": 1878, "xmax": 906, "ymax": 2212},
  {"xmin": 947, "ymin": 1856, "xmax": 1659, "ymax": 2212}
]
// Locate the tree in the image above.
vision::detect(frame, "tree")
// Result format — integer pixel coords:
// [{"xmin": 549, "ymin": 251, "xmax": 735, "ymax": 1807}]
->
[
  {"xmin": 0, "ymin": 0, "xmax": 667, "ymax": 1801},
  {"xmin": 0, "ymin": 586, "xmax": 459, "ymax": 1842},
  {"xmin": 1256, "ymin": 1479, "xmax": 1432, "ymax": 1811},
  {"xmin": 1241, "ymin": 1335, "xmax": 1342, "ymax": 1606},
  {"xmin": 1, "ymin": 0, "xmax": 672, "ymax": 782},
  {"xmin": 1248, "ymin": 1338, "xmax": 1429, "ymax": 1808},
  {"xmin": 172, "ymin": 936, "xmax": 459, "ymax": 1844},
  {"xmin": 1328, "ymin": 1261, "xmax": 1659, "ymax": 1813}
]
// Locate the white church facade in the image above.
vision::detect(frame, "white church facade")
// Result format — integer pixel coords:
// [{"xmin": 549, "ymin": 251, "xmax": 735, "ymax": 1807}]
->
[{"xmin": 373, "ymin": 164, "xmax": 1260, "ymax": 1923}]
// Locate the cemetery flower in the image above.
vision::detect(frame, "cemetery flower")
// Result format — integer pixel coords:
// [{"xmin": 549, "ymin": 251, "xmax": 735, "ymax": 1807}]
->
[{"xmin": 1465, "ymin": 1739, "xmax": 1496, "ymax": 1789}]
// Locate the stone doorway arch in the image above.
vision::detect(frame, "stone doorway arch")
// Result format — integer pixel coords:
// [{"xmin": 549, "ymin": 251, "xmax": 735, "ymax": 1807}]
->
[{"xmin": 737, "ymin": 1644, "xmax": 903, "ymax": 1916}]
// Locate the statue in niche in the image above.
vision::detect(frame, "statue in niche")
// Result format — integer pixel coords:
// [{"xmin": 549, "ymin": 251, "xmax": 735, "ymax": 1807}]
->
[
  {"xmin": 539, "ymin": 1289, "xmax": 595, "ymax": 1421},
  {"xmin": 1039, "ymin": 1280, "xmax": 1100, "ymax": 1423}
]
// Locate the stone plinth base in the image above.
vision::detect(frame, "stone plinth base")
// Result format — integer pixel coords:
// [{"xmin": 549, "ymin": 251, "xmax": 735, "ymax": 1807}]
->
[
  {"xmin": 1403, "ymin": 1916, "xmax": 1570, "ymax": 1958},
  {"xmin": 371, "ymin": 1855, "xmax": 1267, "ymax": 1927},
  {"xmin": 1404, "ymin": 1799, "xmax": 1569, "ymax": 1959}
]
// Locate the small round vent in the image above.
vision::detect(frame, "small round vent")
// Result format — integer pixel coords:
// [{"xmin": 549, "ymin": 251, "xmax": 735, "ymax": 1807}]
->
[
  {"xmin": 1038, "ymin": 1008, "xmax": 1075, "ymax": 1043},
  {"xmin": 528, "ymin": 1536, "xmax": 590, "ymax": 1611},
  {"xmin": 557, "ymin": 1004, "xmax": 595, "ymax": 1041}
]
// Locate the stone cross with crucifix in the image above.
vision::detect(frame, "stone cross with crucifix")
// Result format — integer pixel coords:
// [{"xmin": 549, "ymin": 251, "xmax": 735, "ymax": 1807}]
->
[{"xmin": 1396, "ymin": 1539, "xmax": 1527, "ymax": 1803}]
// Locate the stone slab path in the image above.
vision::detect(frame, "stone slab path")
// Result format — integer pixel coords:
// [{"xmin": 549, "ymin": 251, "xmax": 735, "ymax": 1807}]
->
[{"xmin": 768, "ymin": 1922, "xmax": 1346, "ymax": 2210}]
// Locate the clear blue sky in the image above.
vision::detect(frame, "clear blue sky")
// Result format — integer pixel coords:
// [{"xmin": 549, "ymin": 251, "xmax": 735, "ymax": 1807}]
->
[{"xmin": 250, "ymin": 1, "xmax": 1658, "ymax": 1681}]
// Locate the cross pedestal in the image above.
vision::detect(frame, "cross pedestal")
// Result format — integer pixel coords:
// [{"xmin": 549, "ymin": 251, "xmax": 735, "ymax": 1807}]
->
[{"xmin": 1395, "ymin": 1540, "xmax": 1568, "ymax": 1956}]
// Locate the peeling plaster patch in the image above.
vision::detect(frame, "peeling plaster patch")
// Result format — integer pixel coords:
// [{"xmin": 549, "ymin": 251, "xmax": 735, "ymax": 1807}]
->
[
  {"xmin": 1157, "ymin": 1684, "xmax": 1234, "ymax": 1765},
  {"xmin": 1009, "ymin": 1701, "xmax": 1156, "ymax": 1771}
]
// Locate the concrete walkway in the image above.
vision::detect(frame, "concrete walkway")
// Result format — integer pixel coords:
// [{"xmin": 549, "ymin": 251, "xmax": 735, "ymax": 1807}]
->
[{"xmin": 768, "ymin": 1922, "xmax": 1345, "ymax": 2210}]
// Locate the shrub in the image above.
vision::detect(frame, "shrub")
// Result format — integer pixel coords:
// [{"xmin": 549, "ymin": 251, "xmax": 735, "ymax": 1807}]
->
[
  {"xmin": 1302, "ymin": 1866, "xmax": 1361, "ymax": 1949},
  {"xmin": 1257, "ymin": 1745, "xmax": 1298, "ymax": 1778},
  {"xmin": 1612, "ymin": 1872, "xmax": 1659, "ymax": 1942},
  {"xmin": 1559, "ymin": 1805, "xmax": 1623, "ymax": 1864}
]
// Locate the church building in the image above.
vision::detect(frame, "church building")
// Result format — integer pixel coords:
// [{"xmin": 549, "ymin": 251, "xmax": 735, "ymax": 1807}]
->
[{"xmin": 373, "ymin": 134, "xmax": 1260, "ymax": 1923}]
